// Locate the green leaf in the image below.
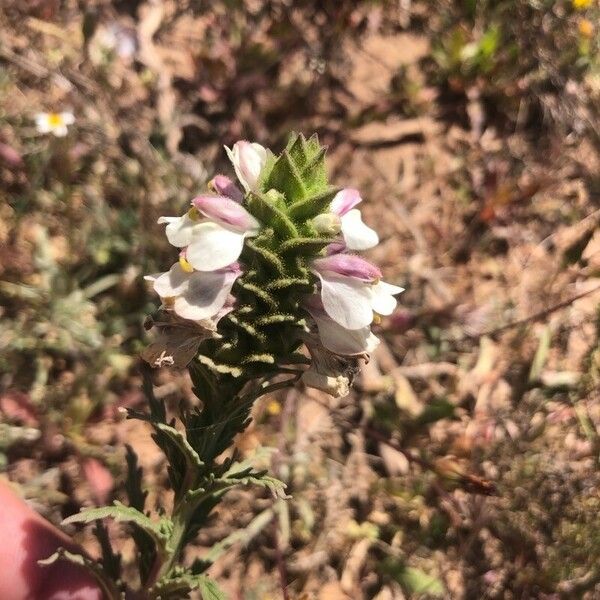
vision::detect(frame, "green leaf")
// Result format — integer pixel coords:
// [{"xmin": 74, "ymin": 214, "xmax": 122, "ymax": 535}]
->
[
  {"xmin": 265, "ymin": 150, "xmax": 308, "ymax": 205},
  {"xmin": 279, "ymin": 236, "xmax": 333, "ymax": 256},
  {"xmin": 415, "ymin": 398, "xmax": 455, "ymax": 427},
  {"xmin": 287, "ymin": 186, "xmax": 340, "ymax": 221},
  {"xmin": 246, "ymin": 191, "xmax": 298, "ymax": 239},
  {"xmin": 397, "ymin": 566, "xmax": 445, "ymax": 596},
  {"xmin": 63, "ymin": 501, "xmax": 172, "ymax": 548},
  {"xmin": 197, "ymin": 576, "xmax": 228, "ymax": 600}
]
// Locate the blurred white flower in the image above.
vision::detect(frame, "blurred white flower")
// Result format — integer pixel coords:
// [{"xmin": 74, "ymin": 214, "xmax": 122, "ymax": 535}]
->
[{"xmin": 35, "ymin": 112, "xmax": 74, "ymax": 137}]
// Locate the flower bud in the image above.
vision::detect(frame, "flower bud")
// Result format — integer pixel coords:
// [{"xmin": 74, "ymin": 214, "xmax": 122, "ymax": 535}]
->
[
  {"xmin": 224, "ymin": 141, "xmax": 267, "ymax": 192},
  {"xmin": 312, "ymin": 213, "xmax": 342, "ymax": 236}
]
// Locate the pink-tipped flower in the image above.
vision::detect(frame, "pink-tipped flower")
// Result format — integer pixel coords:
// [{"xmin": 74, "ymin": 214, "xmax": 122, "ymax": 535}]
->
[
  {"xmin": 225, "ymin": 141, "xmax": 268, "ymax": 192},
  {"xmin": 158, "ymin": 197, "xmax": 260, "ymax": 273},
  {"xmin": 313, "ymin": 188, "xmax": 379, "ymax": 251},
  {"xmin": 312, "ymin": 254, "xmax": 404, "ymax": 330},
  {"xmin": 209, "ymin": 175, "xmax": 244, "ymax": 203},
  {"xmin": 145, "ymin": 262, "xmax": 241, "ymax": 322}
]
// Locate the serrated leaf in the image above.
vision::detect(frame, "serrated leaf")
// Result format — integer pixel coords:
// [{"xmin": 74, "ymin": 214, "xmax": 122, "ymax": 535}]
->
[
  {"xmin": 287, "ymin": 186, "xmax": 340, "ymax": 221},
  {"xmin": 63, "ymin": 501, "xmax": 171, "ymax": 548},
  {"xmin": 197, "ymin": 576, "xmax": 228, "ymax": 600},
  {"xmin": 246, "ymin": 192, "xmax": 298, "ymax": 239},
  {"xmin": 265, "ymin": 150, "xmax": 308, "ymax": 205},
  {"xmin": 39, "ymin": 548, "xmax": 123, "ymax": 599},
  {"xmin": 279, "ymin": 236, "xmax": 334, "ymax": 256}
]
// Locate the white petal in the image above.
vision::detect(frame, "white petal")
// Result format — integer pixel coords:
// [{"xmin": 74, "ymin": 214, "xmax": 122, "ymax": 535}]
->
[
  {"xmin": 158, "ymin": 214, "xmax": 197, "ymax": 248},
  {"xmin": 173, "ymin": 270, "xmax": 237, "ymax": 321},
  {"xmin": 318, "ymin": 272, "xmax": 374, "ymax": 330},
  {"xmin": 35, "ymin": 115, "xmax": 51, "ymax": 133},
  {"xmin": 53, "ymin": 125, "xmax": 68, "ymax": 137},
  {"xmin": 313, "ymin": 314, "xmax": 379, "ymax": 355},
  {"xmin": 61, "ymin": 112, "xmax": 75, "ymax": 125},
  {"xmin": 340, "ymin": 209, "xmax": 379, "ymax": 250},
  {"xmin": 151, "ymin": 263, "xmax": 190, "ymax": 297},
  {"xmin": 185, "ymin": 222, "xmax": 246, "ymax": 272},
  {"xmin": 370, "ymin": 281, "xmax": 404, "ymax": 315}
]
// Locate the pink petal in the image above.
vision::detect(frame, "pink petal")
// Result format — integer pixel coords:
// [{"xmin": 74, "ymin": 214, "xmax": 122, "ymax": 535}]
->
[
  {"xmin": 210, "ymin": 175, "xmax": 244, "ymax": 203},
  {"xmin": 192, "ymin": 195, "xmax": 259, "ymax": 233},
  {"xmin": 313, "ymin": 253, "xmax": 381, "ymax": 282},
  {"xmin": 330, "ymin": 188, "xmax": 362, "ymax": 216}
]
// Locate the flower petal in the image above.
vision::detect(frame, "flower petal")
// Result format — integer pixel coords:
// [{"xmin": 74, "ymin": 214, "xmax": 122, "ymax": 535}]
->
[
  {"xmin": 318, "ymin": 272, "xmax": 374, "ymax": 329},
  {"xmin": 330, "ymin": 188, "xmax": 362, "ymax": 216},
  {"xmin": 148, "ymin": 263, "xmax": 190, "ymax": 298},
  {"xmin": 158, "ymin": 214, "xmax": 198, "ymax": 248},
  {"xmin": 192, "ymin": 195, "xmax": 259, "ymax": 233},
  {"xmin": 313, "ymin": 253, "xmax": 381, "ymax": 282},
  {"xmin": 312, "ymin": 313, "xmax": 379, "ymax": 355},
  {"xmin": 210, "ymin": 175, "xmax": 244, "ymax": 203},
  {"xmin": 370, "ymin": 281, "xmax": 404, "ymax": 315},
  {"xmin": 185, "ymin": 222, "xmax": 246, "ymax": 271},
  {"xmin": 173, "ymin": 270, "xmax": 239, "ymax": 321},
  {"xmin": 225, "ymin": 141, "xmax": 267, "ymax": 192},
  {"xmin": 340, "ymin": 209, "xmax": 379, "ymax": 250},
  {"xmin": 60, "ymin": 112, "xmax": 75, "ymax": 125}
]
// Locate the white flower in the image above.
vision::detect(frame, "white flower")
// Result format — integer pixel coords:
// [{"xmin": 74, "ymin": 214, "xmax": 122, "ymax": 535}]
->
[
  {"xmin": 158, "ymin": 196, "xmax": 260, "ymax": 272},
  {"xmin": 35, "ymin": 112, "xmax": 75, "ymax": 137},
  {"xmin": 313, "ymin": 188, "xmax": 378, "ymax": 251},
  {"xmin": 304, "ymin": 298, "xmax": 380, "ymax": 355},
  {"xmin": 145, "ymin": 262, "xmax": 240, "ymax": 321},
  {"xmin": 225, "ymin": 141, "xmax": 268, "ymax": 192},
  {"xmin": 312, "ymin": 254, "xmax": 404, "ymax": 330}
]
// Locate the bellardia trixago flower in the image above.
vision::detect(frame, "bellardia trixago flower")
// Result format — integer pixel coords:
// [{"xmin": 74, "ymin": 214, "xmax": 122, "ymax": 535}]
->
[
  {"xmin": 145, "ymin": 262, "xmax": 241, "ymax": 321},
  {"xmin": 312, "ymin": 188, "xmax": 379, "ymax": 251},
  {"xmin": 224, "ymin": 141, "xmax": 268, "ymax": 193},
  {"xmin": 158, "ymin": 195, "xmax": 260, "ymax": 272},
  {"xmin": 311, "ymin": 253, "xmax": 404, "ymax": 330},
  {"xmin": 35, "ymin": 111, "xmax": 75, "ymax": 137}
]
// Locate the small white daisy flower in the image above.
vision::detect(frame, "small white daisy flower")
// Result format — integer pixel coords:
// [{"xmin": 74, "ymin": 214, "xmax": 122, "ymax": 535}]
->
[{"xmin": 35, "ymin": 112, "xmax": 75, "ymax": 137}]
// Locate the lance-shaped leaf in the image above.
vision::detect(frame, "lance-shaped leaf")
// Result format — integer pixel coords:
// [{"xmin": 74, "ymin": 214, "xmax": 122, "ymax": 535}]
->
[
  {"xmin": 246, "ymin": 191, "xmax": 298, "ymax": 239},
  {"xmin": 287, "ymin": 186, "xmax": 341, "ymax": 221},
  {"xmin": 264, "ymin": 149, "xmax": 307, "ymax": 205},
  {"xmin": 63, "ymin": 501, "xmax": 172, "ymax": 550}
]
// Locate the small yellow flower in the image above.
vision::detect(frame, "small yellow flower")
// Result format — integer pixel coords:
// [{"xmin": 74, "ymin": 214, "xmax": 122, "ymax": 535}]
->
[
  {"xmin": 572, "ymin": 0, "xmax": 593, "ymax": 10},
  {"xmin": 579, "ymin": 18, "xmax": 594, "ymax": 37},
  {"xmin": 34, "ymin": 111, "xmax": 74, "ymax": 137}
]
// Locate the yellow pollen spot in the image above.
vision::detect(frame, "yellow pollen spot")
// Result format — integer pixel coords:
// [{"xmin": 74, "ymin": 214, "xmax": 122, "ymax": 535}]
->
[
  {"xmin": 266, "ymin": 399, "xmax": 281, "ymax": 416},
  {"xmin": 179, "ymin": 255, "xmax": 194, "ymax": 273},
  {"xmin": 187, "ymin": 207, "xmax": 201, "ymax": 221},
  {"xmin": 48, "ymin": 113, "xmax": 63, "ymax": 127},
  {"xmin": 372, "ymin": 314, "xmax": 382, "ymax": 325}
]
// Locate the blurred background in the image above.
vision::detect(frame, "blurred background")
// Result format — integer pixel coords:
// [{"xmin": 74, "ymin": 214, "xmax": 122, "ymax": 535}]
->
[{"xmin": 1, "ymin": 1, "xmax": 600, "ymax": 598}]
